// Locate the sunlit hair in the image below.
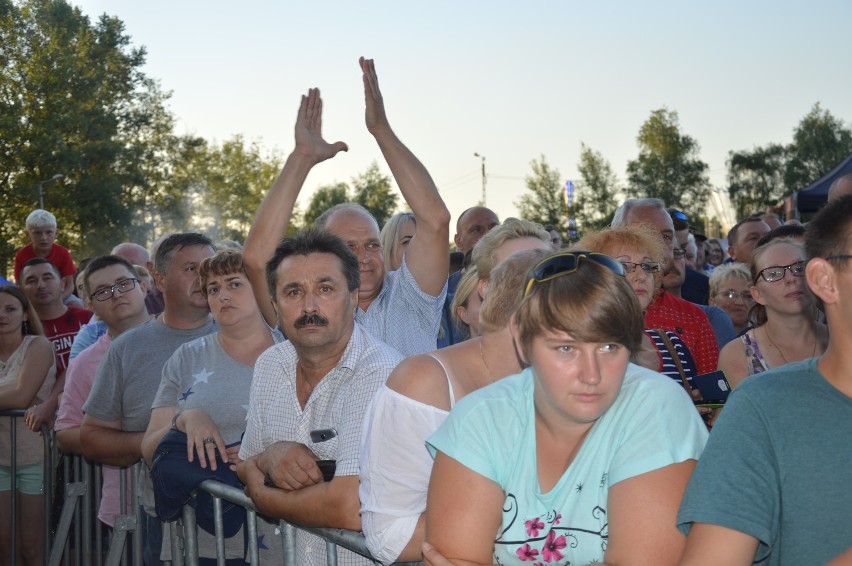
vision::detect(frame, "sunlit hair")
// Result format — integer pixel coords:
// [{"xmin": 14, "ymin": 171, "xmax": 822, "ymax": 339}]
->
[
  {"xmin": 134, "ymin": 265, "xmax": 154, "ymax": 288},
  {"xmin": 515, "ymin": 253, "xmax": 644, "ymax": 359},
  {"xmin": 748, "ymin": 239, "xmax": 806, "ymax": 327},
  {"xmin": 479, "ymin": 248, "xmax": 551, "ymax": 334},
  {"xmin": 26, "ymin": 209, "xmax": 57, "ymax": 229},
  {"xmin": 610, "ymin": 198, "xmax": 666, "ymax": 228},
  {"xmin": 0, "ymin": 286, "xmax": 44, "ymax": 336},
  {"xmin": 472, "ymin": 218, "xmax": 551, "ymax": 281},
  {"xmin": 575, "ymin": 225, "xmax": 665, "ymax": 293},
  {"xmin": 199, "ymin": 249, "xmax": 247, "ymax": 298},
  {"xmin": 708, "ymin": 263, "xmax": 751, "ymax": 297},
  {"xmin": 706, "ymin": 238, "xmax": 727, "ymax": 264},
  {"xmin": 379, "ymin": 212, "xmax": 416, "ymax": 272},
  {"xmin": 83, "ymin": 255, "xmax": 137, "ymax": 299},
  {"xmin": 315, "ymin": 202, "xmax": 378, "ymax": 232},
  {"xmin": 450, "ymin": 266, "xmax": 479, "ymax": 334}
]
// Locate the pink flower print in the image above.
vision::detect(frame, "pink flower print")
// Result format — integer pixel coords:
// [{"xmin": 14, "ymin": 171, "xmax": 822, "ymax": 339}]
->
[
  {"xmin": 516, "ymin": 544, "xmax": 539, "ymax": 561},
  {"xmin": 541, "ymin": 530, "xmax": 567, "ymax": 562},
  {"xmin": 525, "ymin": 517, "xmax": 545, "ymax": 537},
  {"xmin": 553, "ymin": 513, "xmax": 562, "ymax": 526}
]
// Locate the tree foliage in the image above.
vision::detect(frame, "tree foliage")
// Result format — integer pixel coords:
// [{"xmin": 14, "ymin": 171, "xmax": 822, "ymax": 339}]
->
[
  {"xmin": 725, "ymin": 144, "xmax": 789, "ymax": 219},
  {"xmin": 573, "ymin": 143, "xmax": 620, "ymax": 234},
  {"xmin": 514, "ymin": 155, "xmax": 567, "ymax": 235},
  {"xmin": 302, "ymin": 161, "xmax": 399, "ymax": 228},
  {"xmin": 626, "ymin": 108, "xmax": 710, "ymax": 220}
]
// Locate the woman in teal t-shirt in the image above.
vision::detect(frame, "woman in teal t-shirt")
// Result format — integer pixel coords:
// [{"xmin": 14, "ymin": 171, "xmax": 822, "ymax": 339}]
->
[{"xmin": 424, "ymin": 251, "xmax": 708, "ymax": 566}]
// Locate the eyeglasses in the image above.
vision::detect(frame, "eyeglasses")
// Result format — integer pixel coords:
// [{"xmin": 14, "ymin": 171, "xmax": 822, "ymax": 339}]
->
[
  {"xmin": 716, "ymin": 290, "xmax": 754, "ymax": 303},
  {"xmin": 91, "ymin": 278, "xmax": 140, "ymax": 302},
  {"xmin": 672, "ymin": 248, "xmax": 686, "ymax": 260},
  {"xmin": 620, "ymin": 261, "xmax": 661, "ymax": 274},
  {"xmin": 524, "ymin": 252, "xmax": 625, "ymax": 297},
  {"xmin": 755, "ymin": 261, "xmax": 805, "ymax": 283},
  {"xmin": 826, "ymin": 255, "xmax": 852, "ymax": 262}
]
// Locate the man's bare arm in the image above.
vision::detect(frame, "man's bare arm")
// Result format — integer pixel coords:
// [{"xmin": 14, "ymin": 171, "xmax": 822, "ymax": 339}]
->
[
  {"xmin": 243, "ymin": 88, "xmax": 347, "ymax": 326},
  {"xmin": 238, "ymin": 456, "xmax": 361, "ymax": 531},
  {"xmin": 360, "ymin": 57, "xmax": 450, "ymax": 296},
  {"xmin": 80, "ymin": 413, "xmax": 144, "ymax": 467}
]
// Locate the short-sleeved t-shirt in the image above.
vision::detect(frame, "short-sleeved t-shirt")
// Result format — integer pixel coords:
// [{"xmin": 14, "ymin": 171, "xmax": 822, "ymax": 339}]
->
[
  {"xmin": 428, "ymin": 364, "xmax": 708, "ymax": 565},
  {"xmin": 677, "ymin": 358, "xmax": 852, "ymax": 565},
  {"xmin": 42, "ymin": 306, "xmax": 92, "ymax": 376},
  {"xmin": 14, "ymin": 242, "xmax": 77, "ymax": 281}
]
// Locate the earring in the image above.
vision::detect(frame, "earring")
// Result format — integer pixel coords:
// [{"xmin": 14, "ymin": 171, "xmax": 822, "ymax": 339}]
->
[{"xmin": 22, "ymin": 320, "xmax": 30, "ymax": 335}]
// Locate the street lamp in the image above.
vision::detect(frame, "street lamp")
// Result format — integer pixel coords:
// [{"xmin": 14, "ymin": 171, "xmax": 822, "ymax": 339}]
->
[
  {"xmin": 473, "ymin": 153, "xmax": 486, "ymax": 206},
  {"xmin": 37, "ymin": 173, "xmax": 64, "ymax": 209}
]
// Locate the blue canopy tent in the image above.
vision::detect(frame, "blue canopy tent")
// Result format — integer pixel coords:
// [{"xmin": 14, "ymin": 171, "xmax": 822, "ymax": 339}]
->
[{"xmin": 795, "ymin": 152, "xmax": 852, "ymax": 212}]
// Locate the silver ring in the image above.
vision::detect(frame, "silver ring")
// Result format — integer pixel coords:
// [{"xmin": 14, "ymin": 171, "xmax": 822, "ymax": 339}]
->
[{"xmin": 203, "ymin": 437, "xmax": 215, "ymax": 445}]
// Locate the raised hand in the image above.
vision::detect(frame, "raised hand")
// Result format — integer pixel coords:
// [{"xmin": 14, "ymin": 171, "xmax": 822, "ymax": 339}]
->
[
  {"xmin": 294, "ymin": 87, "xmax": 348, "ymax": 165},
  {"xmin": 360, "ymin": 57, "xmax": 391, "ymax": 136}
]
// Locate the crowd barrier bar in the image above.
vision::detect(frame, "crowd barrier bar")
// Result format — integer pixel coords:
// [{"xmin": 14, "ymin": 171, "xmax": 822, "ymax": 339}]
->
[
  {"xmin": 0, "ymin": 409, "xmax": 53, "ymax": 566},
  {"xmin": 175, "ymin": 480, "xmax": 423, "ymax": 565}
]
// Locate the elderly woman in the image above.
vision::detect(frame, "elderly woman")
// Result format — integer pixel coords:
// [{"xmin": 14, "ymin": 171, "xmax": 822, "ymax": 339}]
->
[
  {"xmin": 423, "ymin": 251, "xmax": 708, "ymax": 565},
  {"xmin": 717, "ymin": 240, "xmax": 827, "ymax": 387},
  {"xmin": 578, "ymin": 226, "xmax": 702, "ymax": 390},
  {"xmin": 708, "ymin": 263, "xmax": 754, "ymax": 336}
]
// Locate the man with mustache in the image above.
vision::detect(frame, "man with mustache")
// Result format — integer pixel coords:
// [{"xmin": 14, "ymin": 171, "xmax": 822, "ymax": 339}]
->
[{"xmin": 237, "ymin": 228, "xmax": 402, "ymax": 565}]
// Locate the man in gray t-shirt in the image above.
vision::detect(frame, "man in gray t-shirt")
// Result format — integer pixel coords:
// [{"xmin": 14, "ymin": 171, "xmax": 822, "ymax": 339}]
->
[{"xmin": 81, "ymin": 233, "xmax": 216, "ymax": 566}]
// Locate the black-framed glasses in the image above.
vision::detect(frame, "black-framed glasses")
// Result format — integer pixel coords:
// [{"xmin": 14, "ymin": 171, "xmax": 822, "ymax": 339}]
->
[
  {"xmin": 826, "ymin": 255, "xmax": 852, "ymax": 262},
  {"xmin": 91, "ymin": 278, "xmax": 140, "ymax": 302},
  {"xmin": 716, "ymin": 290, "xmax": 754, "ymax": 303},
  {"xmin": 524, "ymin": 252, "xmax": 625, "ymax": 297},
  {"xmin": 620, "ymin": 261, "xmax": 661, "ymax": 274},
  {"xmin": 756, "ymin": 261, "xmax": 805, "ymax": 283}
]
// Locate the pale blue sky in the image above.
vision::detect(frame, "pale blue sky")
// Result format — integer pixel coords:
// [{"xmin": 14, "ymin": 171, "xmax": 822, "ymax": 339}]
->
[{"xmin": 73, "ymin": 0, "xmax": 852, "ymax": 229}]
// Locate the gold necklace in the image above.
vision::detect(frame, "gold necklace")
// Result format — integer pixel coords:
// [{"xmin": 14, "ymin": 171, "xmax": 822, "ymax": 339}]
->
[
  {"xmin": 479, "ymin": 339, "xmax": 495, "ymax": 380},
  {"xmin": 764, "ymin": 324, "xmax": 817, "ymax": 365}
]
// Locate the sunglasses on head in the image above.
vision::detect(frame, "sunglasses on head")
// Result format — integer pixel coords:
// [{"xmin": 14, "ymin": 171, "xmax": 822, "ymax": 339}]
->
[{"xmin": 524, "ymin": 252, "xmax": 626, "ymax": 297}]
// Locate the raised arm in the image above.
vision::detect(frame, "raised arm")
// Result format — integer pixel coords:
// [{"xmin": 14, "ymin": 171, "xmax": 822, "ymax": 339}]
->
[
  {"xmin": 360, "ymin": 57, "xmax": 450, "ymax": 297},
  {"xmin": 243, "ymin": 88, "xmax": 348, "ymax": 326}
]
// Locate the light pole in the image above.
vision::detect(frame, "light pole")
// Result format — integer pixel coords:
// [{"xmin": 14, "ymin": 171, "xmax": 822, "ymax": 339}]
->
[
  {"xmin": 37, "ymin": 173, "xmax": 64, "ymax": 209},
  {"xmin": 473, "ymin": 153, "xmax": 486, "ymax": 206}
]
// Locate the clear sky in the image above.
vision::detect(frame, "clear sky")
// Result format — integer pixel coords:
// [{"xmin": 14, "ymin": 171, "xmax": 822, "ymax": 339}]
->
[{"xmin": 72, "ymin": 0, "xmax": 852, "ymax": 230}]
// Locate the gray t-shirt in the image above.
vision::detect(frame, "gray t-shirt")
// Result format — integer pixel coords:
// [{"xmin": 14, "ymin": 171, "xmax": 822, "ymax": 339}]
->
[
  {"xmin": 152, "ymin": 330, "xmax": 283, "ymax": 444},
  {"xmin": 84, "ymin": 317, "xmax": 217, "ymax": 431}
]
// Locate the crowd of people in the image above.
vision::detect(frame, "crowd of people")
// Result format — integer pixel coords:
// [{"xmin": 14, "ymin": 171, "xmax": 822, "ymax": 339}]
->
[{"xmin": 2, "ymin": 56, "xmax": 852, "ymax": 566}]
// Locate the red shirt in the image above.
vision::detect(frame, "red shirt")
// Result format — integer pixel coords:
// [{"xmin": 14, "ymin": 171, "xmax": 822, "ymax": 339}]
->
[
  {"xmin": 14, "ymin": 243, "xmax": 77, "ymax": 282},
  {"xmin": 41, "ymin": 306, "xmax": 92, "ymax": 376},
  {"xmin": 644, "ymin": 290, "xmax": 720, "ymax": 374}
]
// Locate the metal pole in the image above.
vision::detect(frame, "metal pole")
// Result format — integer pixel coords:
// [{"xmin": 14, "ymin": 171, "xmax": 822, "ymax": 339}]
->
[
  {"xmin": 473, "ymin": 153, "xmax": 486, "ymax": 206},
  {"xmin": 37, "ymin": 173, "xmax": 64, "ymax": 209}
]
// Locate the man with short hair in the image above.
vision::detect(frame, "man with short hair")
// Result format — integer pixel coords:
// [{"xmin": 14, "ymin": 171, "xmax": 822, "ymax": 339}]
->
[
  {"xmin": 677, "ymin": 194, "xmax": 852, "ymax": 565},
  {"xmin": 237, "ymin": 228, "xmax": 402, "ymax": 565},
  {"xmin": 111, "ymin": 242, "xmax": 150, "ymax": 267},
  {"xmin": 611, "ymin": 198, "xmax": 719, "ymax": 374},
  {"xmin": 726, "ymin": 215, "xmax": 771, "ymax": 264},
  {"xmin": 55, "ymin": 255, "xmax": 152, "ymax": 530},
  {"xmin": 81, "ymin": 233, "xmax": 216, "ymax": 566},
  {"xmin": 667, "ymin": 209, "xmax": 710, "ymax": 305},
  {"xmin": 244, "ymin": 58, "xmax": 450, "ymax": 357},
  {"xmin": 20, "ymin": 258, "xmax": 91, "ymax": 430}
]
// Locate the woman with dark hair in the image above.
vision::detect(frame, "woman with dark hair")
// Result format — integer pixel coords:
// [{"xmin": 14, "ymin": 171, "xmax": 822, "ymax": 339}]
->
[
  {"xmin": 717, "ymin": 240, "xmax": 827, "ymax": 387},
  {"xmin": 0, "ymin": 286, "xmax": 56, "ymax": 566},
  {"xmin": 423, "ymin": 252, "xmax": 707, "ymax": 566}
]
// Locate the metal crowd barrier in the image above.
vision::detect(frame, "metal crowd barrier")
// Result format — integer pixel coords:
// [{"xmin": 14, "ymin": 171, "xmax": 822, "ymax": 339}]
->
[
  {"xmin": 0, "ymin": 409, "xmax": 53, "ymax": 566},
  {"xmin": 171, "ymin": 480, "xmax": 423, "ymax": 566}
]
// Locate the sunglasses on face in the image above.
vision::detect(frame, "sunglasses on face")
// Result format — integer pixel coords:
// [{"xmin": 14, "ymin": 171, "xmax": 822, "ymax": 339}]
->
[
  {"xmin": 755, "ymin": 261, "xmax": 806, "ymax": 283},
  {"xmin": 524, "ymin": 252, "xmax": 626, "ymax": 297}
]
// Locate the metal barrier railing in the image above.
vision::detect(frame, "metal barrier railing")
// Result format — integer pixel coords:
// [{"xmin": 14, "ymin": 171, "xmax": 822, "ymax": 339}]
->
[
  {"xmin": 172, "ymin": 480, "xmax": 423, "ymax": 566},
  {"xmin": 0, "ymin": 408, "xmax": 53, "ymax": 566}
]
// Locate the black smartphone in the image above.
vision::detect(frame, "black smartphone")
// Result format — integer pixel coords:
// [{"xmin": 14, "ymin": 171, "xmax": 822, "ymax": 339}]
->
[
  {"xmin": 310, "ymin": 428, "xmax": 337, "ymax": 443},
  {"xmin": 692, "ymin": 370, "xmax": 731, "ymax": 408}
]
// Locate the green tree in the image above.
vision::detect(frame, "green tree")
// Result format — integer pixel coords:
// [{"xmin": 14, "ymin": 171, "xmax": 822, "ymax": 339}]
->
[
  {"xmin": 351, "ymin": 161, "xmax": 398, "ymax": 228},
  {"xmin": 573, "ymin": 143, "xmax": 620, "ymax": 234},
  {"xmin": 303, "ymin": 182, "xmax": 350, "ymax": 226},
  {"xmin": 784, "ymin": 103, "xmax": 852, "ymax": 190},
  {"xmin": 515, "ymin": 155, "xmax": 567, "ymax": 233},
  {"xmin": 725, "ymin": 144, "xmax": 789, "ymax": 219},
  {"xmin": 626, "ymin": 108, "xmax": 710, "ymax": 220},
  {"xmin": 0, "ymin": 0, "xmax": 171, "ymax": 272}
]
